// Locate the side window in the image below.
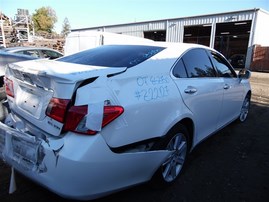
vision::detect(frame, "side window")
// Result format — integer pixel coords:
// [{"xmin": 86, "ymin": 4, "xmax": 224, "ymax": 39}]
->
[
  {"xmin": 20, "ymin": 50, "xmax": 40, "ymax": 58},
  {"xmin": 182, "ymin": 48, "xmax": 216, "ymax": 78},
  {"xmin": 210, "ymin": 52, "xmax": 237, "ymax": 78},
  {"xmin": 15, "ymin": 51, "xmax": 24, "ymax": 55},
  {"xmin": 41, "ymin": 50, "xmax": 62, "ymax": 59},
  {"xmin": 172, "ymin": 59, "xmax": 188, "ymax": 78}
]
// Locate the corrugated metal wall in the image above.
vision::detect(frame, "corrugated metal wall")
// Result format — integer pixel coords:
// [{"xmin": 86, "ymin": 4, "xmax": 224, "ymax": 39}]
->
[
  {"xmin": 71, "ymin": 9, "xmax": 269, "ymax": 70},
  {"xmin": 104, "ymin": 21, "xmax": 166, "ymax": 38},
  {"xmin": 74, "ymin": 9, "xmax": 256, "ymax": 44}
]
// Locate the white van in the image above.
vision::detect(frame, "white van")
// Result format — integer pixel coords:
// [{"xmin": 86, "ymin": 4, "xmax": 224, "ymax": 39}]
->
[{"xmin": 64, "ymin": 31, "xmax": 154, "ymax": 55}]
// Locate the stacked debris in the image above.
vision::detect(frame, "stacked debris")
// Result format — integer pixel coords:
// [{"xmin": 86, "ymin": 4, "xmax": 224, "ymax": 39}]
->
[
  {"xmin": 20, "ymin": 38, "xmax": 65, "ymax": 53},
  {"xmin": 0, "ymin": 10, "xmax": 65, "ymax": 53},
  {"xmin": 0, "ymin": 12, "xmax": 17, "ymax": 47}
]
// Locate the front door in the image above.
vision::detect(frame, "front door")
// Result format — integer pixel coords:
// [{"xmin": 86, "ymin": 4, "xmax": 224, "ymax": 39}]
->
[{"xmin": 209, "ymin": 51, "xmax": 244, "ymax": 128}]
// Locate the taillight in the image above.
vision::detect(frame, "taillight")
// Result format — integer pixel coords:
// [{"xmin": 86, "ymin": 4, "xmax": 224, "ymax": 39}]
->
[
  {"xmin": 64, "ymin": 105, "xmax": 124, "ymax": 135},
  {"xmin": 4, "ymin": 77, "xmax": 15, "ymax": 98},
  {"xmin": 102, "ymin": 106, "xmax": 124, "ymax": 127},
  {"xmin": 63, "ymin": 105, "xmax": 89, "ymax": 133},
  {"xmin": 46, "ymin": 98, "xmax": 70, "ymax": 123}
]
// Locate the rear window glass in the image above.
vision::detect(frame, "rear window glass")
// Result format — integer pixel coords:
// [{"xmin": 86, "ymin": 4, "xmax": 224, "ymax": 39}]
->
[{"xmin": 57, "ymin": 45, "xmax": 165, "ymax": 67}]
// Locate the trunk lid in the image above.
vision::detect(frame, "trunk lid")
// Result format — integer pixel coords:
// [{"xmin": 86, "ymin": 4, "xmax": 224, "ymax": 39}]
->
[{"xmin": 5, "ymin": 59, "xmax": 126, "ymax": 136}]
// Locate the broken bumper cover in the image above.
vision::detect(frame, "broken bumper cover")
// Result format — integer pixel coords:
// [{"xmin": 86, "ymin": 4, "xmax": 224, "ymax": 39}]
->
[
  {"xmin": 0, "ymin": 121, "xmax": 46, "ymax": 173},
  {"xmin": 0, "ymin": 121, "xmax": 171, "ymax": 200}
]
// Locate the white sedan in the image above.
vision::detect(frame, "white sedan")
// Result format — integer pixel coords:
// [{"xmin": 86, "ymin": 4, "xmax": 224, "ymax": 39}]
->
[{"xmin": 0, "ymin": 42, "xmax": 251, "ymax": 200}]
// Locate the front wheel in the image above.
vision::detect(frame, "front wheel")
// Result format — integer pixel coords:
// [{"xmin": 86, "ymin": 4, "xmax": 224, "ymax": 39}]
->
[
  {"xmin": 151, "ymin": 124, "xmax": 189, "ymax": 186},
  {"xmin": 238, "ymin": 95, "xmax": 251, "ymax": 122}
]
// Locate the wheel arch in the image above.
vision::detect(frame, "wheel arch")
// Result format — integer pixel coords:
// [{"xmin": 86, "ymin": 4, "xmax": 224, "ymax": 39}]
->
[
  {"xmin": 246, "ymin": 90, "xmax": 251, "ymax": 98},
  {"xmin": 173, "ymin": 117, "xmax": 194, "ymax": 150},
  {"xmin": 149, "ymin": 117, "xmax": 195, "ymax": 186}
]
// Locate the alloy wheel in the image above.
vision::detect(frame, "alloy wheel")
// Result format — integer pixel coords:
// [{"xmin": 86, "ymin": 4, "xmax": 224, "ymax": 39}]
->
[
  {"xmin": 161, "ymin": 133, "xmax": 187, "ymax": 182},
  {"xmin": 239, "ymin": 96, "xmax": 250, "ymax": 122}
]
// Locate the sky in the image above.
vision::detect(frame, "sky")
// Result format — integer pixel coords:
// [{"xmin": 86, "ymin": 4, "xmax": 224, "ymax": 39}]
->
[{"xmin": 1, "ymin": 0, "xmax": 269, "ymax": 34}]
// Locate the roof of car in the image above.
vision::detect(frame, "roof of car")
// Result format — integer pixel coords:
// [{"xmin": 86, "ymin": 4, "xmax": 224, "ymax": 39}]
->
[
  {"xmin": 136, "ymin": 42, "xmax": 215, "ymax": 60},
  {"xmin": 111, "ymin": 41, "xmax": 214, "ymax": 54},
  {"xmin": 3, "ymin": 46, "xmax": 62, "ymax": 53},
  {"xmin": 152, "ymin": 41, "xmax": 211, "ymax": 49},
  {"xmin": 0, "ymin": 51, "xmax": 37, "ymax": 59},
  {"xmin": 0, "ymin": 51, "xmax": 37, "ymax": 70}
]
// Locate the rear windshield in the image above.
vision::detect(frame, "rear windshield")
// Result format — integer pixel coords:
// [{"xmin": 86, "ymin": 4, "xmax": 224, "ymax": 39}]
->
[{"xmin": 57, "ymin": 45, "xmax": 165, "ymax": 68}]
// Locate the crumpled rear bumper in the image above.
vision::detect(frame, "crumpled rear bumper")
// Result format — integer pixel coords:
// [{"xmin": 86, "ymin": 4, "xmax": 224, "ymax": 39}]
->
[
  {"xmin": 0, "ymin": 121, "xmax": 46, "ymax": 173},
  {"xmin": 0, "ymin": 116, "xmax": 171, "ymax": 200}
]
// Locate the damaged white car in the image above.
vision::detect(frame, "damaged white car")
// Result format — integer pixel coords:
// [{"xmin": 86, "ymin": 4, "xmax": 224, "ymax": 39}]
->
[{"xmin": 0, "ymin": 43, "xmax": 251, "ymax": 200}]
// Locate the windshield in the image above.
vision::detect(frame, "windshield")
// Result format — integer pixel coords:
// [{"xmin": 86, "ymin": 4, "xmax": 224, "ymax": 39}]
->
[{"xmin": 57, "ymin": 45, "xmax": 165, "ymax": 68}]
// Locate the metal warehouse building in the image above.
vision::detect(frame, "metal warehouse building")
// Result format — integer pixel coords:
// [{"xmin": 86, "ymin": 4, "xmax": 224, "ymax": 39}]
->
[{"xmin": 72, "ymin": 8, "xmax": 269, "ymax": 70}]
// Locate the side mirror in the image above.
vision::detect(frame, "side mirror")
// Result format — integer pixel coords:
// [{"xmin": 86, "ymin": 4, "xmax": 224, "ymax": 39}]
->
[{"xmin": 238, "ymin": 69, "xmax": 251, "ymax": 80}]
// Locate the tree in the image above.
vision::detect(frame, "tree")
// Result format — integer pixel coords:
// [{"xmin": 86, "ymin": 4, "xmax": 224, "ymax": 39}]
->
[
  {"xmin": 61, "ymin": 17, "xmax": 71, "ymax": 37},
  {"xmin": 32, "ymin": 6, "xmax": 57, "ymax": 33}
]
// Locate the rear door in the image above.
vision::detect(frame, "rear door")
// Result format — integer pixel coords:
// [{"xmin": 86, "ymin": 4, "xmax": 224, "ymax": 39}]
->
[
  {"xmin": 209, "ymin": 51, "xmax": 245, "ymax": 128},
  {"xmin": 172, "ymin": 48, "xmax": 224, "ymax": 143}
]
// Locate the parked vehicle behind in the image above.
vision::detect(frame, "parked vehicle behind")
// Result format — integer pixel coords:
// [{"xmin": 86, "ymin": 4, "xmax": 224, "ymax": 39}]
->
[
  {"xmin": 228, "ymin": 54, "xmax": 246, "ymax": 69},
  {"xmin": 0, "ymin": 42, "xmax": 251, "ymax": 200},
  {"xmin": 0, "ymin": 51, "xmax": 36, "ymax": 86},
  {"xmin": 2, "ymin": 46, "xmax": 63, "ymax": 59}
]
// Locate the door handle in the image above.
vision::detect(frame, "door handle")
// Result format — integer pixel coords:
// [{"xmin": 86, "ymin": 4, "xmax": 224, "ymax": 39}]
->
[
  {"xmin": 184, "ymin": 87, "xmax": 197, "ymax": 94},
  {"xmin": 223, "ymin": 84, "xmax": 230, "ymax": 90}
]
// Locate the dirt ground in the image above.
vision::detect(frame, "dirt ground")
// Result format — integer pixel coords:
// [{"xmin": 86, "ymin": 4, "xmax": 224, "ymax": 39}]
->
[{"xmin": 0, "ymin": 99, "xmax": 269, "ymax": 202}]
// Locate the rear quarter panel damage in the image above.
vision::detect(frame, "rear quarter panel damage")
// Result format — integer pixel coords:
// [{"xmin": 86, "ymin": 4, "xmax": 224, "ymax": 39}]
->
[{"xmin": 90, "ymin": 72, "xmax": 190, "ymax": 148}]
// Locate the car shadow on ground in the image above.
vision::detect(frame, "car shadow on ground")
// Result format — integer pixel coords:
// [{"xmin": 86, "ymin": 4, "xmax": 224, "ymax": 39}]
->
[{"xmin": 0, "ymin": 101, "xmax": 269, "ymax": 202}]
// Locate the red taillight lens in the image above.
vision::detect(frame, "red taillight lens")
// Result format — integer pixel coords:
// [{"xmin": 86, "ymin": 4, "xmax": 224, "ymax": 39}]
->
[
  {"xmin": 63, "ymin": 105, "xmax": 89, "ymax": 133},
  {"xmin": 64, "ymin": 105, "xmax": 124, "ymax": 135},
  {"xmin": 4, "ymin": 77, "xmax": 15, "ymax": 98},
  {"xmin": 102, "ymin": 106, "xmax": 124, "ymax": 127},
  {"xmin": 46, "ymin": 98, "xmax": 70, "ymax": 123}
]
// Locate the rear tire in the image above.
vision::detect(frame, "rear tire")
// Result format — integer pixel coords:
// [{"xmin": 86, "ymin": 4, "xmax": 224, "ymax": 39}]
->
[{"xmin": 150, "ymin": 124, "xmax": 189, "ymax": 187}]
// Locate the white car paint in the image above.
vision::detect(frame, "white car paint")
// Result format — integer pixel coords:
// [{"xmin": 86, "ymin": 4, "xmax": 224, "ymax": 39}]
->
[
  {"xmin": 0, "ymin": 121, "xmax": 172, "ymax": 199},
  {"xmin": 0, "ymin": 42, "xmax": 251, "ymax": 200}
]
